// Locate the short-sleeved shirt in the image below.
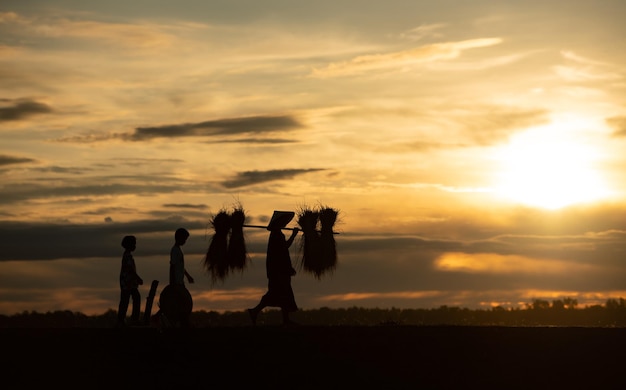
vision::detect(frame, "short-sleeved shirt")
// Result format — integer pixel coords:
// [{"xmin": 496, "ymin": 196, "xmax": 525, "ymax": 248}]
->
[
  {"xmin": 120, "ymin": 252, "xmax": 139, "ymax": 290},
  {"xmin": 170, "ymin": 245, "xmax": 185, "ymax": 285}
]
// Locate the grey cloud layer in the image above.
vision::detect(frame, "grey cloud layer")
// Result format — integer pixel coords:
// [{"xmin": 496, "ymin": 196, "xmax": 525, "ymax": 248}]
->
[
  {"xmin": 5, "ymin": 203, "xmax": 626, "ymax": 262},
  {"xmin": 0, "ymin": 218, "xmax": 209, "ymax": 261},
  {"xmin": 3, "ymin": 213, "xmax": 625, "ymax": 295},
  {"xmin": 0, "ymin": 166, "xmax": 328, "ymax": 205}
]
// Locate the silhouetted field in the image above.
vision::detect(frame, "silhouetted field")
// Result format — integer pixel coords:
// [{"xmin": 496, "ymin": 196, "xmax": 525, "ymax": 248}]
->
[{"xmin": 2, "ymin": 325, "xmax": 625, "ymax": 389}]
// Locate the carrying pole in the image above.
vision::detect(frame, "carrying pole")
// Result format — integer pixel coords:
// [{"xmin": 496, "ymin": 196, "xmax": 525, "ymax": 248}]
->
[
  {"xmin": 143, "ymin": 280, "xmax": 159, "ymax": 325},
  {"xmin": 243, "ymin": 224, "xmax": 297, "ymax": 231},
  {"xmin": 242, "ymin": 224, "xmax": 339, "ymax": 234}
]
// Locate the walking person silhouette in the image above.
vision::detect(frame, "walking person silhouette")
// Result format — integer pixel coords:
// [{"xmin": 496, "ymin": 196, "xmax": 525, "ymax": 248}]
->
[
  {"xmin": 248, "ymin": 211, "xmax": 300, "ymax": 326},
  {"xmin": 117, "ymin": 235, "xmax": 143, "ymax": 327}
]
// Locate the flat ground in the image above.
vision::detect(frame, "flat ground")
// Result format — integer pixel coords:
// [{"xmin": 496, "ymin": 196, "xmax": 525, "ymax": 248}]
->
[{"xmin": 2, "ymin": 326, "xmax": 625, "ymax": 389}]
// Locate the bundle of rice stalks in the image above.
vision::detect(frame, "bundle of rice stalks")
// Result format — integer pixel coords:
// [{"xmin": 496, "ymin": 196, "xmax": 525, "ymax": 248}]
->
[
  {"xmin": 318, "ymin": 206, "xmax": 338, "ymax": 275},
  {"xmin": 296, "ymin": 206, "xmax": 324, "ymax": 278},
  {"xmin": 227, "ymin": 206, "xmax": 248, "ymax": 272},
  {"xmin": 203, "ymin": 210, "xmax": 231, "ymax": 283}
]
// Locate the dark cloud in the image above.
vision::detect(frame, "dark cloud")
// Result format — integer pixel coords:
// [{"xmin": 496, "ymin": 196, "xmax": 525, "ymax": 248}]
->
[
  {"xmin": 0, "ymin": 99, "xmax": 52, "ymax": 121},
  {"xmin": 221, "ymin": 168, "xmax": 327, "ymax": 188},
  {"xmin": 211, "ymin": 138, "xmax": 298, "ymax": 144},
  {"xmin": 162, "ymin": 203, "xmax": 208, "ymax": 209},
  {"xmin": 53, "ymin": 133, "xmax": 125, "ymax": 143},
  {"xmin": 115, "ymin": 157, "xmax": 185, "ymax": 164},
  {"xmin": 0, "ymin": 181, "xmax": 208, "ymax": 205},
  {"xmin": 52, "ymin": 115, "xmax": 304, "ymax": 144},
  {"xmin": 129, "ymin": 115, "xmax": 303, "ymax": 141},
  {"xmin": 82, "ymin": 207, "xmax": 137, "ymax": 216},
  {"xmin": 338, "ymin": 235, "xmax": 462, "ymax": 254},
  {"xmin": 30, "ymin": 166, "xmax": 90, "ymax": 174},
  {"xmin": 607, "ymin": 116, "xmax": 626, "ymax": 137},
  {"xmin": 0, "ymin": 154, "xmax": 36, "ymax": 166}
]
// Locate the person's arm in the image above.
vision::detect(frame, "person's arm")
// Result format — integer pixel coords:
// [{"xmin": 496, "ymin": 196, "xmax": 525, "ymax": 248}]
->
[
  {"xmin": 130, "ymin": 257, "xmax": 143, "ymax": 285},
  {"xmin": 133, "ymin": 270, "xmax": 143, "ymax": 285},
  {"xmin": 286, "ymin": 227, "xmax": 299, "ymax": 248},
  {"xmin": 185, "ymin": 270, "xmax": 194, "ymax": 283},
  {"xmin": 287, "ymin": 228, "xmax": 300, "ymax": 276}
]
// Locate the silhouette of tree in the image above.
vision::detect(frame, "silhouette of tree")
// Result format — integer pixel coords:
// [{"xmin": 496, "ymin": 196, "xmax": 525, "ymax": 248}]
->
[
  {"xmin": 563, "ymin": 297, "xmax": 578, "ymax": 309},
  {"xmin": 2, "ymin": 297, "xmax": 626, "ymax": 327},
  {"xmin": 552, "ymin": 299, "xmax": 565, "ymax": 310},
  {"xmin": 531, "ymin": 299, "xmax": 550, "ymax": 310}
]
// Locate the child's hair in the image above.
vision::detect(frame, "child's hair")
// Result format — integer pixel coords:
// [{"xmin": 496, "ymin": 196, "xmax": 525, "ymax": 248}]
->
[
  {"xmin": 175, "ymin": 228, "xmax": 190, "ymax": 240},
  {"xmin": 121, "ymin": 235, "xmax": 136, "ymax": 249}
]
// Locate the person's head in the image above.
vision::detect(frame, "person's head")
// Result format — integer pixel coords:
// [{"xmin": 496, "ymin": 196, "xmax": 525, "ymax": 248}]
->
[
  {"xmin": 121, "ymin": 235, "xmax": 136, "ymax": 251},
  {"xmin": 175, "ymin": 228, "xmax": 190, "ymax": 245}
]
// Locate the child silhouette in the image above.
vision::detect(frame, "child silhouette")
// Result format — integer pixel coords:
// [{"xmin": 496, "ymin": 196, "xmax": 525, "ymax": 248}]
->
[{"xmin": 117, "ymin": 235, "xmax": 143, "ymax": 327}]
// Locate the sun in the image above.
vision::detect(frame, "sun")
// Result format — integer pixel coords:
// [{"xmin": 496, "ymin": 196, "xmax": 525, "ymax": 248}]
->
[{"xmin": 493, "ymin": 119, "xmax": 611, "ymax": 210}]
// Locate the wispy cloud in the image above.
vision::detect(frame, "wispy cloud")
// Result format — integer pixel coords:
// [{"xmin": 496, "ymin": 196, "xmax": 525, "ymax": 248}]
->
[
  {"xmin": 221, "ymin": 168, "xmax": 327, "ymax": 188},
  {"xmin": 607, "ymin": 116, "xmax": 626, "ymax": 137},
  {"xmin": 0, "ymin": 11, "xmax": 186, "ymax": 51},
  {"xmin": 0, "ymin": 154, "xmax": 36, "ymax": 166},
  {"xmin": 462, "ymin": 106, "xmax": 549, "ymax": 145},
  {"xmin": 310, "ymin": 38, "xmax": 502, "ymax": 78},
  {"xmin": 131, "ymin": 115, "xmax": 303, "ymax": 140},
  {"xmin": 53, "ymin": 114, "xmax": 304, "ymax": 143},
  {"xmin": 554, "ymin": 50, "xmax": 623, "ymax": 82},
  {"xmin": 347, "ymin": 104, "xmax": 549, "ymax": 149},
  {"xmin": 0, "ymin": 98, "xmax": 52, "ymax": 121},
  {"xmin": 29, "ymin": 166, "xmax": 90, "ymax": 174},
  {"xmin": 397, "ymin": 24, "xmax": 446, "ymax": 41}
]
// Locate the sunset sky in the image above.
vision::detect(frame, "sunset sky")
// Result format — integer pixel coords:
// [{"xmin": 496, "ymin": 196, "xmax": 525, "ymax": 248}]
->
[{"xmin": 2, "ymin": 0, "xmax": 626, "ymax": 316}]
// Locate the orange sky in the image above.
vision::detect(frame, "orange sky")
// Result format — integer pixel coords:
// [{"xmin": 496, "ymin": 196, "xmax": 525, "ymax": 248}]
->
[{"xmin": 1, "ymin": 0, "xmax": 626, "ymax": 315}]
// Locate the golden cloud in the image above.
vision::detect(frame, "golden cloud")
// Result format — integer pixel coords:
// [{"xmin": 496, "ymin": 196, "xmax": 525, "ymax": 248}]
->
[
  {"xmin": 310, "ymin": 38, "xmax": 502, "ymax": 78},
  {"xmin": 434, "ymin": 252, "xmax": 590, "ymax": 274}
]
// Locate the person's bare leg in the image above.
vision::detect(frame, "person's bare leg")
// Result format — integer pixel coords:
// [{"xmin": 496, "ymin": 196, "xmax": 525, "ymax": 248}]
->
[{"xmin": 248, "ymin": 303, "xmax": 264, "ymax": 325}]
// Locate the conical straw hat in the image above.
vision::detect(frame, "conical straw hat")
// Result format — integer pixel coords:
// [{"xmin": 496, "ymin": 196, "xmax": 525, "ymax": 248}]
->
[{"xmin": 267, "ymin": 210, "xmax": 295, "ymax": 230}]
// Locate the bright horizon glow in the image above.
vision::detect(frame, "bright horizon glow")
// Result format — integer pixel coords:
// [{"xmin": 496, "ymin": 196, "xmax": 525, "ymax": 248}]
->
[{"xmin": 494, "ymin": 118, "xmax": 612, "ymax": 210}]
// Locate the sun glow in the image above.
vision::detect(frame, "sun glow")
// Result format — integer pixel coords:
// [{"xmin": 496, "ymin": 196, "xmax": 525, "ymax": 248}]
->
[{"xmin": 494, "ymin": 118, "xmax": 611, "ymax": 210}]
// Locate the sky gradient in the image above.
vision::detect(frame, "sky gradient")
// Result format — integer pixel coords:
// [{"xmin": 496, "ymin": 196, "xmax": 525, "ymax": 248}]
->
[{"xmin": 1, "ymin": 0, "xmax": 626, "ymax": 316}]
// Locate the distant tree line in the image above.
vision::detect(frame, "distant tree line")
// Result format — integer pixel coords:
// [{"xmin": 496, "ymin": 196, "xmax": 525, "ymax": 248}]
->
[{"xmin": 1, "ymin": 298, "xmax": 625, "ymax": 328}]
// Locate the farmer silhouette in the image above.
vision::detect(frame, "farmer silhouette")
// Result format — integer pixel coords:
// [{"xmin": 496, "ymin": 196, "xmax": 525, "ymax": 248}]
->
[{"xmin": 248, "ymin": 211, "xmax": 300, "ymax": 326}]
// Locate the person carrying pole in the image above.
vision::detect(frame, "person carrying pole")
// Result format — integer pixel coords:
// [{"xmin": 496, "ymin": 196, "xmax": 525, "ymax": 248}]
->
[{"xmin": 248, "ymin": 211, "xmax": 300, "ymax": 326}]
